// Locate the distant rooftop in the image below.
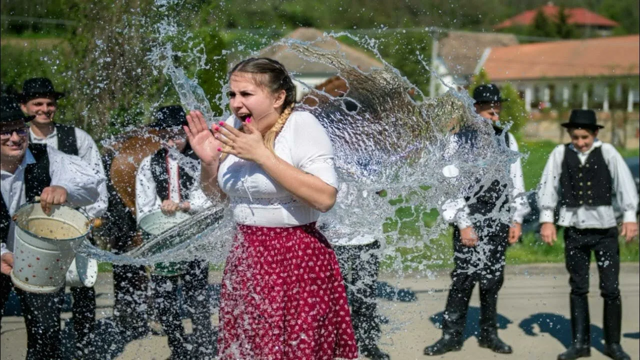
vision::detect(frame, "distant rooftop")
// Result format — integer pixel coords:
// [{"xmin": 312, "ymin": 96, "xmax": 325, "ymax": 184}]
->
[
  {"xmin": 481, "ymin": 35, "xmax": 639, "ymax": 81},
  {"xmin": 438, "ymin": 31, "xmax": 519, "ymax": 77},
  {"xmin": 495, "ymin": 3, "xmax": 619, "ymax": 30},
  {"xmin": 259, "ymin": 27, "xmax": 383, "ymax": 76}
]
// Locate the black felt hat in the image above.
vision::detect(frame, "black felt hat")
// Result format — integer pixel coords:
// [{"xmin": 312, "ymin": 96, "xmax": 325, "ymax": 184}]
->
[
  {"xmin": 561, "ymin": 109, "xmax": 604, "ymax": 130},
  {"xmin": 473, "ymin": 84, "xmax": 507, "ymax": 104},
  {"xmin": 150, "ymin": 105, "xmax": 187, "ymax": 130},
  {"xmin": 1, "ymin": 95, "xmax": 35, "ymax": 124},
  {"xmin": 18, "ymin": 78, "xmax": 65, "ymax": 103}
]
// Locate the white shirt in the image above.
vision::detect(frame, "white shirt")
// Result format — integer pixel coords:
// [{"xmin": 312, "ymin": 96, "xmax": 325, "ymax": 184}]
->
[
  {"xmin": 218, "ymin": 111, "xmax": 338, "ymax": 227},
  {"xmin": 441, "ymin": 131, "xmax": 529, "ymax": 229},
  {"xmin": 136, "ymin": 151, "xmax": 213, "ymax": 223},
  {"xmin": 30, "ymin": 126, "xmax": 108, "ymax": 218},
  {"xmin": 1, "ymin": 147, "xmax": 105, "ymax": 255},
  {"xmin": 537, "ymin": 140, "xmax": 638, "ymax": 229}
]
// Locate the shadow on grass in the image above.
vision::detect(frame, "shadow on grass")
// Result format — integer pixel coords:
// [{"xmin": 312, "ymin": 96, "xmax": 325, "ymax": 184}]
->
[{"xmin": 428, "ymin": 306, "xmax": 513, "ymax": 343}]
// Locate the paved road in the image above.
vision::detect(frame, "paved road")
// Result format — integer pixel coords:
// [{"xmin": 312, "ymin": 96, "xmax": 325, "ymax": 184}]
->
[{"xmin": 2, "ymin": 264, "xmax": 638, "ymax": 359}]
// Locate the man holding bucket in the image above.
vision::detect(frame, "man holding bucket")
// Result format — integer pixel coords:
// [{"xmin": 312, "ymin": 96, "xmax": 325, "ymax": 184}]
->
[
  {"xmin": 18, "ymin": 77, "xmax": 108, "ymax": 357},
  {"xmin": 135, "ymin": 105, "xmax": 214, "ymax": 358},
  {"xmin": 0, "ymin": 95, "xmax": 104, "ymax": 359}
]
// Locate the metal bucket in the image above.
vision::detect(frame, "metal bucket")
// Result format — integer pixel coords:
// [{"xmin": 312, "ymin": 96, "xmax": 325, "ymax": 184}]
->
[
  {"xmin": 139, "ymin": 211, "xmax": 192, "ymax": 276},
  {"xmin": 10, "ymin": 203, "xmax": 91, "ymax": 293},
  {"xmin": 65, "ymin": 254, "xmax": 98, "ymax": 288}
]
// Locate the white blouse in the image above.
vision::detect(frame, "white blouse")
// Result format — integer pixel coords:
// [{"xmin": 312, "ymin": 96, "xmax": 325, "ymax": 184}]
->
[{"xmin": 218, "ymin": 111, "xmax": 338, "ymax": 227}]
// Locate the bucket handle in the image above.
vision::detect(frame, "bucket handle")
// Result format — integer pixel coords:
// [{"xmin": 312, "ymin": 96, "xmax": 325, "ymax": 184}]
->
[{"xmin": 30, "ymin": 196, "xmax": 103, "ymax": 237}]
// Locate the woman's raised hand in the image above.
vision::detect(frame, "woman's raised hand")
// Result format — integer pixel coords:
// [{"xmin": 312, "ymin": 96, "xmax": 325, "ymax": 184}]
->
[
  {"xmin": 184, "ymin": 110, "xmax": 223, "ymax": 166},
  {"xmin": 214, "ymin": 118, "xmax": 270, "ymax": 164}
]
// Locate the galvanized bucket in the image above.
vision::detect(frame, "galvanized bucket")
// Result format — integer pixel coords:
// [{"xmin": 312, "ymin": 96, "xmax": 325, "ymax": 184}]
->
[
  {"xmin": 139, "ymin": 211, "xmax": 192, "ymax": 276},
  {"xmin": 65, "ymin": 254, "xmax": 98, "ymax": 288},
  {"xmin": 10, "ymin": 203, "xmax": 91, "ymax": 293}
]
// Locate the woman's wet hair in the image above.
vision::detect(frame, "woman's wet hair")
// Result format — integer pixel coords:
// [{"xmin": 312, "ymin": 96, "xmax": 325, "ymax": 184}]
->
[{"xmin": 229, "ymin": 57, "xmax": 296, "ymax": 111}]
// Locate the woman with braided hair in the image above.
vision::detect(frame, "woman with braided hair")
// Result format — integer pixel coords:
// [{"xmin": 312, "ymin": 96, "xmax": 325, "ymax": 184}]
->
[{"xmin": 185, "ymin": 57, "xmax": 358, "ymax": 359}]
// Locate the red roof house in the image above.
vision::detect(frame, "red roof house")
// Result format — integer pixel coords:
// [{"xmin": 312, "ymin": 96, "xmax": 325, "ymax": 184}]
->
[{"xmin": 495, "ymin": 3, "xmax": 619, "ymax": 30}]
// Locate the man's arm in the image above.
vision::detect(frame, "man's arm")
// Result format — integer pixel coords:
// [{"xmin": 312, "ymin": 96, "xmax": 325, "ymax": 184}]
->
[{"xmin": 47, "ymin": 146, "xmax": 104, "ymax": 207}]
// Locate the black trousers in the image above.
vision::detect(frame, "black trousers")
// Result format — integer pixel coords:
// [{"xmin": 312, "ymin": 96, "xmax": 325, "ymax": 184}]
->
[
  {"xmin": 442, "ymin": 225, "xmax": 509, "ymax": 338},
  {"xmin": 1, "ymin": 274, "xmax": 64, "ymax": 359},
  {"xmin": 564, "ymin": 227, "xmax": 620, "ymax": 300},
  {"xmin": 149, "ymin": 260, "xmax": 214, "ymax": 359},
  {"xmin": 334, "ymin": 240, "xmax": 382, "ymax": 349},
  {"xmin": 564, "ymin": 226, "xmax": 623, "ymax": 345},
  {"xmin": 70, "ymin": 286, "xmax": 96, "ymax": 352},
  {"xmin": 113, "ymin": 264, "xmax": 149, "ymax": 338}
]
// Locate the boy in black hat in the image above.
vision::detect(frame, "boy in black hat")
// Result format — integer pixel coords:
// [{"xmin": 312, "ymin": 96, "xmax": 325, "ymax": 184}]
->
[
  {"xmin": 0, "ymin": 95, "xmax": 104, "ymax": 359},
  {"xmin": 538, "ymin": 109, "xmax": 638, "ymax": 360},
  {"xmin": 135, "ymin": 105, "xmax": 215, "ymax": 358},
  {"xmin": 18, "ymin": 77, "xmax": 108, "ymax": 357},
  {"xmin": 425, "ymin": 84, "xmax": 529, "ymax": 356}
]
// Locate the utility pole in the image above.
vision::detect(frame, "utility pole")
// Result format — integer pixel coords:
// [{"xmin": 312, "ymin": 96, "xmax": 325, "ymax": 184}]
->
[{"xmin": 429, "ymin": 33, "xmax": 439, "ymax": 99}]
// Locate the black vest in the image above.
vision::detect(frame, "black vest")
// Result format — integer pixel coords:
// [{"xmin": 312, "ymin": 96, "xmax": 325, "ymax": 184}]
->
[
  {"xmin": 457, "ymin": 126, "xmax": 511, "ymax": 218},
  {"xmin": 559, "ymin": 145, "xmax": 612, "ymax": 207},
  {"xmin": 29, "ymin": 123, "xmax": 79, "ymax": 156},
  {"xmin": 1, "ymin": 144, "xmax": 51, "ymax": 243},
  {"xmin": 150, "ymin": 147, "xmax": 198, "ymax": 202}
]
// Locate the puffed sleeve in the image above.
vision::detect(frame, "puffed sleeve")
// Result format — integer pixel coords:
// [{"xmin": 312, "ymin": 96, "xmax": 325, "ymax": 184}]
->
[
  {"xmin": 135, "ymin": 156, "xmax": 162, "ymax": 223},
  {"xmin": 537, "ymin": 145, "xmax": 565, "ymax": 223},
  {"xmin": 47, "ymin": 146, "xmax": 104, "ymax": 207},
  {"xmin": 288, "ymin": 112, "xmax": 338, "ymax": 189},
  {"xmin": 75, "ymin": 128, "xmax": 108, "ymax": 218}
]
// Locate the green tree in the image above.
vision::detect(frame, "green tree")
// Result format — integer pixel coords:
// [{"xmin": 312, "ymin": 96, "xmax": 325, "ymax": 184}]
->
[
  {"xmin": 555, "ymin": 5, "xmax": 577, "ymax": 39},
  {"xmin": 529, "ymin": 8, "xmax": 557, "ymax": 38},
  {"xmin": 468, "ymin": 68, "xmax": 491, "ymax": 96},
  {"xmin": 499, "ymin": 83, "xmax": 529, "ymax": 135},
  {"xmin": 598, "ymin": 0, "xmax": 640, "ymax": 35}
]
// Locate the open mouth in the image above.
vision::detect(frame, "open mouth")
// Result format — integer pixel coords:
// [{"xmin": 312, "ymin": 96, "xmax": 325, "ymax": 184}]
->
[{"xmin": 237, "ymin": 113, "xmax": 251, "ymax": 122}]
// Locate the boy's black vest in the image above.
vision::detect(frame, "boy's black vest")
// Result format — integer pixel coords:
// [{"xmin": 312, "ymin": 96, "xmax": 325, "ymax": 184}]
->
[
  {"xmin": 559, "ymin": 144, "xmax": 612, "ymax": 207},
  {"xmin": 1, "ymin": 144, "xmax": 51, "ymax": 244},
  {"xmin": 150, "ymin": 147, "xmax": 198, "ymax": 201},
  {"xmin": 29, "ymin": 123, "xmax": 79, "ymax": 156},
  {"xmin": 456, "ymin": 126, "xmax": 511, "ymax": 218}
]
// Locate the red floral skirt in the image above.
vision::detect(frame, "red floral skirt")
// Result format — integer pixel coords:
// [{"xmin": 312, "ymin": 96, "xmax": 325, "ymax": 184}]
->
[{"xmin": 218, "ymin": 223, "xmax": 358, "ymax": 359}]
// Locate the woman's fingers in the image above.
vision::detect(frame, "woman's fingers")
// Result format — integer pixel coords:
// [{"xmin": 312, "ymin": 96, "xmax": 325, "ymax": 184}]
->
[
  {"xmin": 214, "ymin": 132, "xmax": 233, "ymax": 146},
  {"xmin": 217, "ymin": 121, "xmax": 242, "ymax": 138}
]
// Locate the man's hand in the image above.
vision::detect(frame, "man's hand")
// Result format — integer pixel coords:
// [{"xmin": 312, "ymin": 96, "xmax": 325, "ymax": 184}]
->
[
  {"xmin": 161, "ymin": 200, "xmax": 181, "ymax": 215},
  {"xmin": 509, "ymin": 222, "xmax": 522, "ymax": 244},
  {"xmin": 621, "ymin": 222, "xmax": 638, "ymax": 243},
  {"xmin": 460, "ymin": 226, "xmax": 478, "ymax": 247},
  {"xmin": 1, "ymin": 252, "xmax": 14, "ymax": 275},
  {"xmin": 39, "ymin": 186, "xmax": 68, "ymax": 214},
  {"xmin": 540, "ymin": 222, "xmax": 557, "ymax": 245}
]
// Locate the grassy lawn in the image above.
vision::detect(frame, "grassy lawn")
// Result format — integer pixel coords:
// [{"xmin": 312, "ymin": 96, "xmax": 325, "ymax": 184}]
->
[
  {"xmin": 379, "ymin": 140, "xmax": 640, "ymax": 271},
  {"xmin": 96, "ymin": 140, "xmax": 638, "ymax": 272}
]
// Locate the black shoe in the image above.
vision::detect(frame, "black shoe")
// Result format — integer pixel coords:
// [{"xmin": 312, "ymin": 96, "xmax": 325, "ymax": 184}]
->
[
  {"xmin": 557, "ymin": 345, "xmax": 591, "ymax": 360},
  {"xmin": 605, "ymin": 344, "xmax": 630, "ymax": 360},
  {"xmin": 360, "ymin": 344, "xmax": 391, "ymax": 360},
  {"xmin": 424, "ymin": 335, "xmax": 463, "ymax": 356},
  {"xmin": 478, "ymin": 332, "xmax": 513, "ymax": 354}
]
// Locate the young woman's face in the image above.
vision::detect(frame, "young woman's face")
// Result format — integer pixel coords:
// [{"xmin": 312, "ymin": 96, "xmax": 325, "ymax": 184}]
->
[
  {"xmin": 228, "ymin": 72, "xmax": 284, "ymax": 134},
  {"xmin": 568, "ymin": 128, "xmax": 597, "ymax": 153}
]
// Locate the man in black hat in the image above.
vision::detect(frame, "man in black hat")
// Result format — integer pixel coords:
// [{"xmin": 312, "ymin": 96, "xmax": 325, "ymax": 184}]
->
[
  {"xmin": 424, "ymin": 84, "xmax": 528, "ymax": 356},
  {"xmin": 538, "ymin": 109, "xmax": 638, "ymax": 360},
  {"xmin": 0, "ymin": 95, "xmax": 104, "ymax": 359},
  {"xmin": 135, "ymin": 105, "xmax": 215, "ymax": 358},
  {"xmin": 18, "ymin": 77, "xmax": 108, "ymax": 357}
]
